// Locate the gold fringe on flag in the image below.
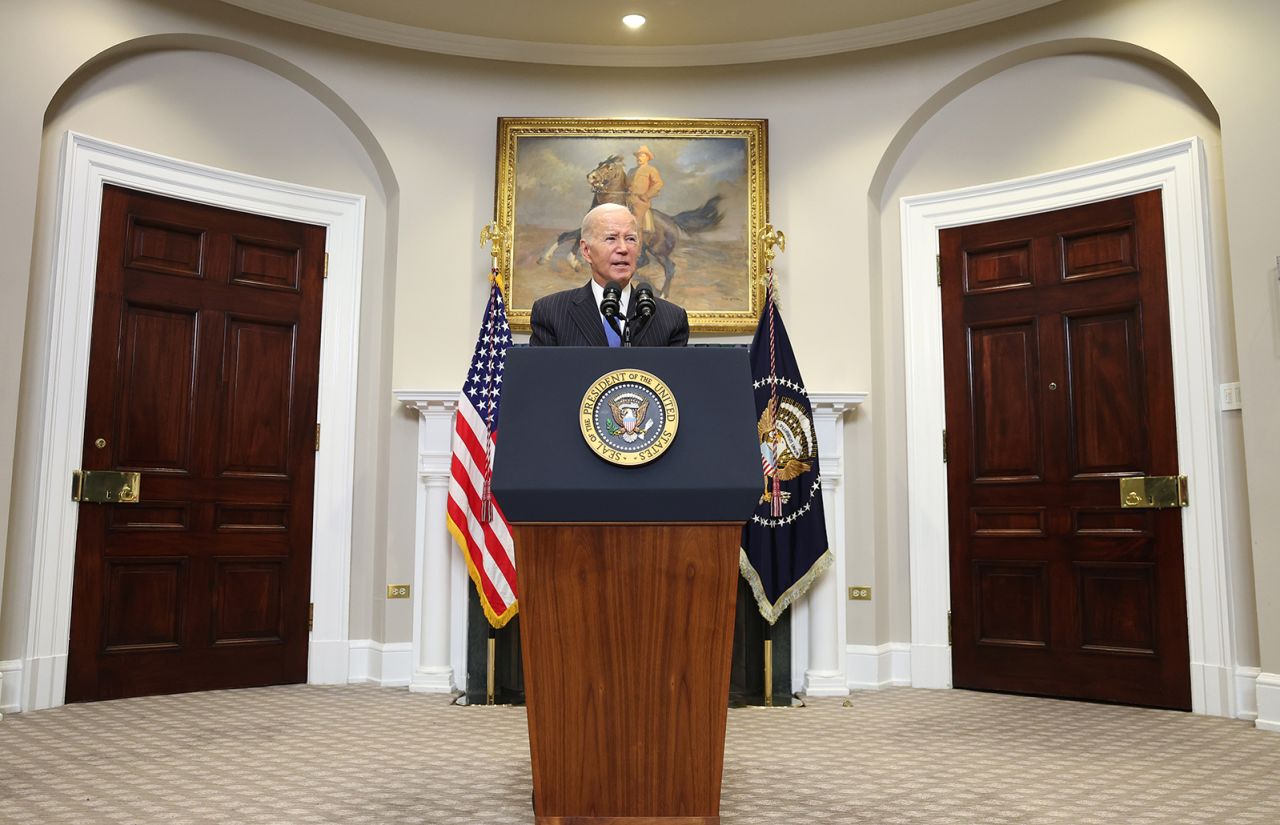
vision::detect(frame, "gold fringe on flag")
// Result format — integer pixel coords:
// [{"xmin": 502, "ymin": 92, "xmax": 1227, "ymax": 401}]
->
[{"xmin": 738, "ymin": 547, "xmax": 833, "ymax": 625}]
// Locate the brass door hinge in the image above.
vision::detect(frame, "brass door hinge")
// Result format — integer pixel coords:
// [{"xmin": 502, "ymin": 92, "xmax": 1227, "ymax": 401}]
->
[
  {"xmin": 309, "ymin": 603, "xmax": 314, "ymax": 631},
  {"xmin": 942, "ymin": 429, "xmax": 948, "ymax": 463},
  {"xmin": 947, "ymin": 610, "xmax": 952, "ymax": 646},
  {"xmin": 936, "ymin": 254, "xmax": 942, "ymax": 287},
  {"xmin": 323, "ymin": 253, "xmax": 329, "ymax": 279},
  {"xmin": 315, "ymin": 423, "xmax": 321, "ymax": 452}
]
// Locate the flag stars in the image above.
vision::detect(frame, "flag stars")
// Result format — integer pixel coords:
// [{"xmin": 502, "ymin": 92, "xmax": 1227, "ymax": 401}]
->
[
  {"xmin": 751, "ymin": 479, "xmax": 822, "ymax": 527},
  {"xmin": 752, "ymin": 376, "xmax": 808, "ymax": 396}
]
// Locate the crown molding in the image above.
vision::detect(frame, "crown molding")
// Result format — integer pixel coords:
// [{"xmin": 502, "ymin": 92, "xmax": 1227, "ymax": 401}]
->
[{"xmin": 218, "ymin": 0, "xmax": 1061, "ymax": 67}]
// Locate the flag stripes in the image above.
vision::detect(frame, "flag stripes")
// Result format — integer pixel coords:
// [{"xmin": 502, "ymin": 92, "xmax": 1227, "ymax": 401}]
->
[{"xmin": 445, "ymin": 282, "xmax": 518, "ymax": 629}]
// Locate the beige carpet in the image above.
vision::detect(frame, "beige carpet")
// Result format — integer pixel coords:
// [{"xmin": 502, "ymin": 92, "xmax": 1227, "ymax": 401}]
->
[{"xmin": 1, "ymin": 684, "xmax": 1278, "ymax": 824}]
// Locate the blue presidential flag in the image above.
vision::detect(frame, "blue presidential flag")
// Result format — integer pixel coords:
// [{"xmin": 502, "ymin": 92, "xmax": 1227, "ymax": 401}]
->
[{"xmin": 740, "ymin": 299, "xmax": 831, "ymax": 623}]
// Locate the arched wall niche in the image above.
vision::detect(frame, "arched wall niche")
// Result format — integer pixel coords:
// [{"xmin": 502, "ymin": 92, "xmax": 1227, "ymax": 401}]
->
[
  {"xmin": 869, "ymin": 37, "xmax": 1220, "ymax": 208},
  {"xmin": 42, "ymin": 33, "xmax": 399, "ymax": 202}
]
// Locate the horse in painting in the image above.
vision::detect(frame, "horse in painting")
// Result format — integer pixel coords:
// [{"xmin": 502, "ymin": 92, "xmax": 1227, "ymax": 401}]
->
[{"xmin": 536, "ymin": 154, "xmax": 724, "ymax": 298}]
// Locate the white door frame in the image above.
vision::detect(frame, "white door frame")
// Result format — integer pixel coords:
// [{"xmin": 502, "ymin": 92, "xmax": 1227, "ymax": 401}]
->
[
  {"xmin": 20, "ymin": 132, "xmax": 364, "ymax": 710},
  {"xmin": 900, "ymin": 138, "xmax": 1238, "ymax": 716}
]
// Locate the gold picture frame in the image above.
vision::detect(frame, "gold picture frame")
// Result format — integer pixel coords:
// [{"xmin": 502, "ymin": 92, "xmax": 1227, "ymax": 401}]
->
[{"xmin": 493, "ymin": 117, "xmax": 769, "ymax": 334}]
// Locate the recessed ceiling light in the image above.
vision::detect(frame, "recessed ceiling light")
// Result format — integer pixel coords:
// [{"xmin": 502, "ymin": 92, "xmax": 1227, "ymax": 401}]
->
[{"xmin": 622, "ymin": 14, "xmax": 646, "ymax": 29}]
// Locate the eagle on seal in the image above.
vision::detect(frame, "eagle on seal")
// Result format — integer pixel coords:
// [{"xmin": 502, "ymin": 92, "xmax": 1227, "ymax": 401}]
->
[
  {"xmin": 758, "ymin": 397, "xmax": 816, "ymax": 504},
  {"xmin": 608, "ymin": 396, "xmax": 650, "ymax": 443}
]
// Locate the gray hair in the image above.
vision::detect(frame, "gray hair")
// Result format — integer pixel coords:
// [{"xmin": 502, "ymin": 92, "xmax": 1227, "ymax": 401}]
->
[{"xmin": 580, "ymin": 203, "xmax": 636, "ymax": 242}]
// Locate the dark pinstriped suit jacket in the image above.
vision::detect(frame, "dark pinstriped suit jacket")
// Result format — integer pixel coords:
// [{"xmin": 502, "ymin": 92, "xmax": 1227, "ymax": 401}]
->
[{"xmin": 528, "ymin": 283, "xmax": 689, "ymax": 347}]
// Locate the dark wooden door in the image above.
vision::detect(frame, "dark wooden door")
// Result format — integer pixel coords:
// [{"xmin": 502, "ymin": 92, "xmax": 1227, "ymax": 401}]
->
[
  {"xmin": 66, "ymin": 185, "xmax": 325, "ymax": 702},
  {"xmin": 941, "ymin": 190, "xmax": 1191, "ymax": 710}
]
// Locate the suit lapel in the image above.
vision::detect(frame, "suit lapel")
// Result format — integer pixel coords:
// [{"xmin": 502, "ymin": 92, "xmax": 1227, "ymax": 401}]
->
[{"xmin": 569, "ymin": 283, "xmax": 608, "ymax": 346}]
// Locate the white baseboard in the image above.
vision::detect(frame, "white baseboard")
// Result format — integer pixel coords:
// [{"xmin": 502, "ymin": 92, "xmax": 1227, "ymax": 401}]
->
[
  {"xmin": 409, "ymin": 666, "xmax": 457, "ymax": 694},
  {"xmin": 21, "ymin": 654, "xmax": 66, "ymax": 711},
  {"xmin": 1192, "ymin": 661, "xmax": 1236, "ymax": 718},
  {"xmin": 1235, "ymin": 666, "xmax": 1261, "ymax": 721},
  {"xmin": 0, "ymin": 660, "xmax": 22, "ymax": 716},
  {"xmin": 1255, "ymin": 672, "xmax": 1280, "ymax": 733},
  {"xmin": 803, "ymin": 669, "xmax": 851, "ymax": 697},
  {"xmin": 846, "ymin": 643, "xmax": 911, "ymax": 689},
  {"xmin": 308, "ymin": 639, "xmax": 351, "ymax": 685},
  {"xmin": 347, "ymin": 640, "xmax": 413, "ymax": 687},
  {"xmin": 909, "ymin": 642, "xmax": 952, "ymax": 688}
]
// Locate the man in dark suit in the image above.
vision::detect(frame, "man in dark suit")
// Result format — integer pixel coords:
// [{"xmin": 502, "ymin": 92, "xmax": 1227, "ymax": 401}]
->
[{"xmin": 530, "ymin": 203, "xmax": 689, "ymax": 347}]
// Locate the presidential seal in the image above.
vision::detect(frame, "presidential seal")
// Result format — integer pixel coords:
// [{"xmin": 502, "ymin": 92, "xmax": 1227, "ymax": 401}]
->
[{"xmin": 579, "ymin": 369, "xmax": 679, "ymax": 466}]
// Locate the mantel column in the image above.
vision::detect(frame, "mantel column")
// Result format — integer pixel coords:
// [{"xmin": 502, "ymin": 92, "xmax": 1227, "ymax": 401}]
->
[
  {"xmin": 395, "ymin": 391, "xmax": 459, "ymax": 694},
  {"xmin": 803, "ymin": 393, "xmax": 866, "ymax": 697}
]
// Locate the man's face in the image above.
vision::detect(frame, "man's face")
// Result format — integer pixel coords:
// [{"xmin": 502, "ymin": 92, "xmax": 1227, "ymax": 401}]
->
[{"xmin": 580, "ymin": 211, "xmax": 639, "ymax": 287}]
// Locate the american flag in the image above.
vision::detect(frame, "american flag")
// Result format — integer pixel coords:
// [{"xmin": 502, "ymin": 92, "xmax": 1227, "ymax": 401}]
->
[{"xmin": 445, "ymin": 281, "xmax": 518, "ymax": 628}]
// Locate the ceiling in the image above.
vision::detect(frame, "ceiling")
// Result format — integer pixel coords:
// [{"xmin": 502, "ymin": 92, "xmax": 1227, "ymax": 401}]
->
[{"xmin": 218, "ymin": 0, "xmax": 1064, "ymax": 66}]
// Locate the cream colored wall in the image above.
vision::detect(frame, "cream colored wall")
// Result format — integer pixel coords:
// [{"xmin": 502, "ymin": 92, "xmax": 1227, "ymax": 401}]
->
[{"xmin": 1, "ymin": 0, "xmax": 1276, "ymax": 685}]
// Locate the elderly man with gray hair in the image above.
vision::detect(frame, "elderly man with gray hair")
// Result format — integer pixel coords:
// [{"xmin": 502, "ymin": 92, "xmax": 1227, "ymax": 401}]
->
[{"xmin": 529, "ymin": 203, "xmax": 689, "ymax": 347}]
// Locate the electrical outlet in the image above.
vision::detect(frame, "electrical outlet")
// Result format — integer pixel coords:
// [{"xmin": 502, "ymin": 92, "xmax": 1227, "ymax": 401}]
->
[
  {"xmin": 847, "ymin": 586, "xmax": 872, "ymax": 601},
  {"xmin": 386, "ymin": 584, "xmax": 411, "ymax": 599},
  {"xmin": 1219, "ymin": 382, "xmax": 1242, "ymax": 411}
]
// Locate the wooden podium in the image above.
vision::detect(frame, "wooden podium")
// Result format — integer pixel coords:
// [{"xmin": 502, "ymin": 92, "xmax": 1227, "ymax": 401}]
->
[
  {"xmin": 515, "ymin": 523, "xmax": 739, "ymax": 823},
  {"xmin": 492, "ymin": 348, "xmax": 760, "ymax": 825}
]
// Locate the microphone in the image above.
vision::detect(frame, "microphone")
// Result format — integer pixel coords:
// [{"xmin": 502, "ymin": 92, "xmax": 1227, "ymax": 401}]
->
[
  {"xmin": 600, "ymin": 281, "xmax": 624, "ymax": 343},
  {"xmin": 623, "ymin": 281, "xmax": 656, "ymax": 348},
  {"xmin": 600, "ymin": 282, "xmax": 622, "ymax": 318},
  {"xmin": 634, "ymin": 282, "xmax": 656, "ymax": 319}
]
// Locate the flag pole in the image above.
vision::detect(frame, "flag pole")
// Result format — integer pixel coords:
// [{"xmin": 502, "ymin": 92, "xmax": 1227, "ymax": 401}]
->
[
  {"xmin": 760, "ymin": 225, "xmax": 787, "ymax": 518},
  {"xmin": 763, "ymin": 628, "xmax": 774, "ymax": 706},
  {"xmin": 486, "ymin": 627, "xmax": 497, "ymax": 706},
  {"xmin": 761, "ymin": 224, "xmax": 786, "ymax": 708},
  {"xmin": 480, "ymin": 222, "xmax": 504, "ymax": 706},
  {"xmin": 479, "ymin": 223, "xmax": 510, "ymax": 524}
]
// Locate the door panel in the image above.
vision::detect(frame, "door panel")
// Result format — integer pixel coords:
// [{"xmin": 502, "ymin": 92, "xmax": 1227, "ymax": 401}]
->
[
  {"xmin": 969, "ymin": 321, "xmax": 1042, "ymax": 482},
  {"xmin": 117, "ymin": 306, "xmax": 198, "ymax": 471},
  {"xmin": 941, "ymin": 190, "xmax": 1190, "ymax": 710},
  {"xmin": 974, "ymin": 562, "xmax": 1048, "ymax": 646},
  {"xmin": 221, "ymin": 318, "xmax": 297, "ymax": 477},
  {"xmin": 1065, "ymin": 310, "xmax": 1145, "ymax": 475},
  {"xmin": 66, "ymin": 185, "xmax": 325, "ymax": 702},
  {"xmin": 103, "ymin": 559, "xmax": 186, "ymax": 650}
]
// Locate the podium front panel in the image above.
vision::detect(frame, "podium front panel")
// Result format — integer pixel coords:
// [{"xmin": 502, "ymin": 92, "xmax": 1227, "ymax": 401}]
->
[{"xmin": 491, "ymin": 347, "xmax": 760, "ymax": 523}]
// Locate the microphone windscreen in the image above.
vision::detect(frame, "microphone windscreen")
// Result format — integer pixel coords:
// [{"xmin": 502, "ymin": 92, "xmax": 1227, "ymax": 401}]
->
[
  {"xmin": 601, "ymin": 282, "xmax": 622, "ymax": 317},
  {"xmin": 635, "ymin": 282, "xmax": 656, "ymax": 317}
]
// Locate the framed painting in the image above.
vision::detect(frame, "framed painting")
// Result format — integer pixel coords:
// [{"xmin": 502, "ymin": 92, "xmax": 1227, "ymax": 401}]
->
[{"xmin": 493, "ymin": 117, "xmax": 769, "ymax": 334}]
